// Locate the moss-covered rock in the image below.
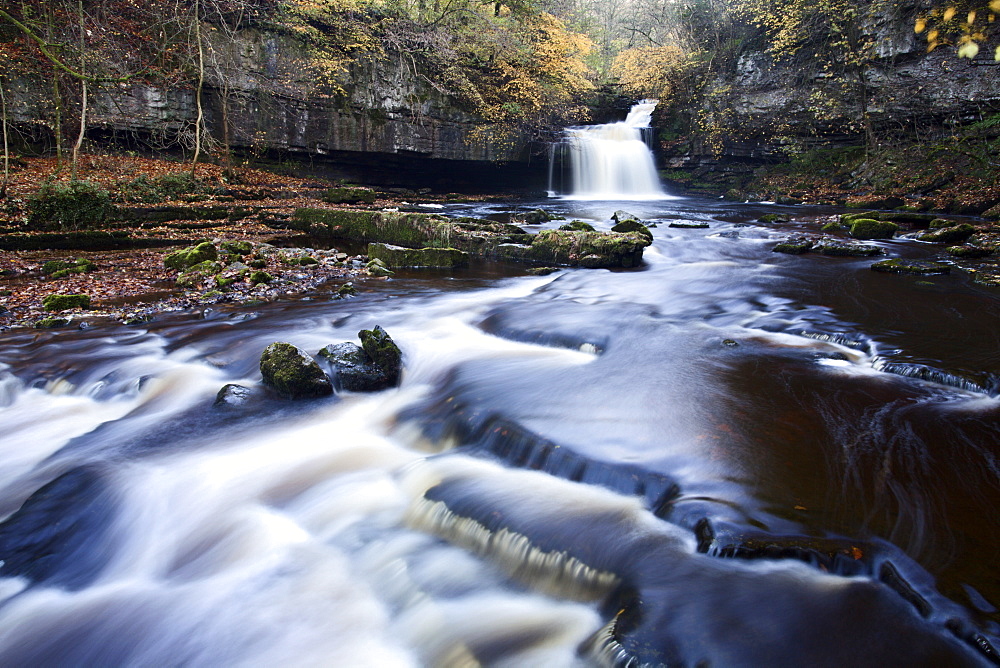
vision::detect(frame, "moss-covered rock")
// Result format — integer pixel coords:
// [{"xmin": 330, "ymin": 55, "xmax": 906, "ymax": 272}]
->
[
  {"xmin": 758, "ymin": 214, "xmax": 791, "ymax": 224},
  {"xmin": 164, "ymin": 242, "xmax": 218, "ymax": 270},
  {"xmin": 365, "ymin": 258, "xmax": 394, "ymax": 277},
  {"xmin": 259, "ymin": 342, "xmax": 333, "ymax": 399},
  {"xmin": 772, "ymin": 237, "xmax": 814, "ymax": 254},
  {"xmin": 839, "ymin": 211, "xmax": 878, "ymax": 224},
  {"xmin": 849, "ymin": 219, "xmax": 898, "ymax": 240},
  {"xmin": 359, "ymin": 325, "xmax": 402, "ymax": 386},
  {"xmin": 367, "ymin": 243, "xmax": 469, "ymax": 268},
  {"xmin": 611, "ymin": 220, "xmax": 653, "ymax": 243},
  {"xmin": 221, "ymin": 240, "xmax": 253, "ymax": 255},
  {"xmin": 821, "ymin": 222, "xmax": 844, "ymax": 233},
  {"xmin": 919, "ymin": 224, "xmax": 976, "ymax": 244},
  {"xmin": 521, "ymin": 209, "xmax": 558, "ymax": 224},
  {"xmin": 871, "ymin": 259, "xmax": 951, "ymax": 275},
  {"xmin": 814, "ymin": 239, "xmax": 884, "ymax": 256},
  {"xmin": 928, "ymin": 219, "xmax": 952, "ymax": 229},
  {"xmin": 292, "ymin": 209, "xmax": 648, "ymax": 269},
  {"xmin": 559, "ymin": 221, "xmax": 596, "ymax": 232},
  {"xmin": 946, "ymin": 245, "xmax": 992, "ymax": 259},
  {"xmin": 249, "ymin": 270, "xmax": 273, "ymax": 285},
  {"xmin": 323, "ymin": 187, "xmax": 376, "ymax": 204},
  {"xmin": 669, "ymin": 222, "xmax": 710, "ymax": 229},
  {"xmin": 335, "ymin": 282, "xmax": 357, "ymax": 298},
  {"xmin": 33, "ymin": 317, "xmax": 71, "ymax": 329},
  {"xmin": 43, "ymin": 257, "xmax": 97, "ymax": 278},
  {"xmin": 318, "ymin": 342, "xmax": 391, "ymax": 392},
  {"xmin": 42, "ymin": 294, "xmax": 91, "ymax": 311}
]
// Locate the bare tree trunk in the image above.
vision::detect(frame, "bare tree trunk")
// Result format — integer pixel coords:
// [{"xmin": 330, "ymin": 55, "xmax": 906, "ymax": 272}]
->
[
  {"xmin": 71, "ymin": 0, "xmax": 87, "ymax": 180},
  {"xmin": 52, "ymin": 74, "xmax": 63, "ymax": 164},
  {"xmin": 0, "ymin": 78, "xmax": 9, "ymax": 198},
  {"xmin": 191, "ymin": 0, "xmax": 205, "ymax": 178}
]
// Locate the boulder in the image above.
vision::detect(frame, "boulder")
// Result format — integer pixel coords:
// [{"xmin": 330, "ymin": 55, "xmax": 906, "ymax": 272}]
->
[
  {"xmin": 259, "ymin": 342, "xmax": 333, "ymax": 399},
  {"xmin": 611, "ymin": 220, "xmax": 654, "ymax": 243},
  {"xmin": 164, "ymin": 242, "xmax": 218, "ymax": 270},
  {"xmin": 42, "ymin": 294, "xmax": 91, "ymax": 311},
  {"xmin": 318, "ymin": 342, "xmax": 392, "ymax": 392},
  {"xmin": 849, "ymin": 219, "xmax": 898, "ymax": 240},
  {"xmin": 359, "ymin": 326, "xmax": 402, "ymax": 385},
  {"xmin": 919, "ymin": 224, "xmax": 976, "ymax": 244},
  {"xmin": 611, "ymin": 210, "xmax": 640, "ymax": 223},
  {"xmin": 367, "ymin": 243, "xmax": 469, "ymax": 268}
]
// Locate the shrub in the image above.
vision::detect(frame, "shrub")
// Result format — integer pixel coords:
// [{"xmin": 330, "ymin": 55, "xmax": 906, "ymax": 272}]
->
[{"xmin": 27, "ymin": 181, "xmax": 113, "ymax": 230}]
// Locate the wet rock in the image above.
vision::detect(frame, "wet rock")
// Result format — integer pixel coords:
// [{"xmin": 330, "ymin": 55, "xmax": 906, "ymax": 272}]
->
[
  {"xmin": 611, "ymin": 220, "xmax": 654, "ymax": 243},
  {"xmin": 871, "ymin": 259, "xmax": 951, "ymax": 275},
  {"xmin": 359, "ymin": 325, "xmax": 402, "ymax": 385},
  {"xmin": 849, "ymin": 219, "xmax": 898, "ymax": 240},
  {"xmin": 772, "ymin": 237, "xmax": 814, "ymax": 254},
  {"xmin": 164, "ymin": 242, "xmax": 218, "ymax": 270},
  {"xmin": 559, "ymin": 221, "xmax": 596, "ymax": 232},
  {"xmin": 318, "ymin": 342, "xmax": 392, "ymax": 392},
  {"xmin": 669, "ymin": 222, "xmax": 710, "ymax": 229},
  {"xmin": 758, "ymin": 213, "xmax": 791, "ymax": 223},
  {"xmin": 814, "ymin": 239, "xmax": 883, "ymax": 257},
  {"xmin": 42, "ymin": 294, "xmax": 91, "ymax": 311},
  {"xmin": 611, "ymin": 210, "xmax": 640, "ymax": 223},
  {"xmin": 259, "ymin": 342, "xmax": 333, "ymax": 399},
  {"xmin": 521, "ymin": 208, "xmax": 558, "ymax": 224},
  {"xmin": 367, "ymin": 243, "xmax": 469, "ymax": 268},
  {"xmin": 33, "ymin": 317, "xmax": 71, "ymax": 329},
  {"xmin": 919, "ymin": 223, "xmax": 976, "ymax": 244},
  {"xmin": 946, "ymin": 245, "xmax": 992, "ymax": 259},
  {"xmin": 214, "ymin": 383, "xmax": 253, "ymax": 408},
  {"xmin": 365, "ymin": 258, "xmax": 394, "ymax": 277},
  {"xmin": 821, "ymin": 221, "xmax": 845, "ymax": 233},
  {"xmin": 335, "ymin": 282, "xmax": 358, "ymax": 298},
  {"xmin": 840, "ymin": 211, "xmax": 878, "ymax": 224},
  {"xmin": 526, "ymin": 267, "xmax": 561, "ymax": 275}
]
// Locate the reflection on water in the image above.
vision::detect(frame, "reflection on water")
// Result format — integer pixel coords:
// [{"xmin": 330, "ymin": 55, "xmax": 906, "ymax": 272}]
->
[{"xmin": 0, "ymin": 196, "xmax": 997, "ymax": 665}]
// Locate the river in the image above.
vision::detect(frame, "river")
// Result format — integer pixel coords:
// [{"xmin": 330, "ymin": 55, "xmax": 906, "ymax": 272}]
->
[{"xmin": 0, "ymin": 195, "xmax": 998, "ymax": 666}]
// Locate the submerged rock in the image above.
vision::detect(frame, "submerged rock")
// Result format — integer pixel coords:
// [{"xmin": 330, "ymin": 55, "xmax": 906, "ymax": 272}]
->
[
  {"xmin": 318, "ymin": 342, "xmax": 391, "ymax": 392},
  {"xmin": 367, "ymin": 243, "xmax": 469, "ymax": 268},
  {"xmin": 259, "ymin": 342, "xmax": 333, "ymax": 399},
  {"xmin": 359, "ymin": 325, "xmax": 402, "ymax": 386},
  {"xmin": 871, "ymin": 259, "xmax": 951, "ymax": 275}
]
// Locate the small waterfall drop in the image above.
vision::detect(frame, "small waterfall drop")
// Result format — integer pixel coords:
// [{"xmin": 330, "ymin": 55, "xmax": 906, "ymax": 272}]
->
[{"xmin": 551, "ymin": 99, "xmax": 669, "ymax": 200}]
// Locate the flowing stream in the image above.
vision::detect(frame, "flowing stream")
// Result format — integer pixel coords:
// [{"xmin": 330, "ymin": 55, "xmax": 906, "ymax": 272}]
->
[{"xmin": 1, "ymin": 197, "xmax": 999, "ymax": 666}]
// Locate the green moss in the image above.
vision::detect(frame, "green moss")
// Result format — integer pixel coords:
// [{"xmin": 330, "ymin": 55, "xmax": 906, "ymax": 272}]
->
[
  {"xmin": 248, "ymin": 258, "xmax": 267, "ymax": 269},
  {"xmin": 839, "ymin": 211, "xmax": 878, "ymax": 224},
  {"xmin": 758, "ymin": 214, "xmax": 791, "ymax": 224},
  {"xmin": 164, "ymin": 242, "xmax": 218, "ymax": 270},
  {"xmin": 821, "ymin": 222, "xmax": 844, "ymax": 233},
  {"xmin": 849, "ymin": 219, "xmax": 898, "ymax": 240},
  {"xmin": 42, "ymin": 293, "xmax": 91, "ymax": 311}
]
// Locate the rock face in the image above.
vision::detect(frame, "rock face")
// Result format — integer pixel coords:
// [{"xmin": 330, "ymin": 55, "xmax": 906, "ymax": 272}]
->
[
  {"xmin": 259, "ymin": 342, "xmax": 333, "ymax": 399},
  {"xmin": 8, "ymin": 30, "xmax": 531, "ymax": 186}
]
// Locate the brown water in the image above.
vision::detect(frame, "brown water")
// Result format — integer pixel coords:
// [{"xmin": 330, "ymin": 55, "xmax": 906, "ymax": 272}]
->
[{"xmin": 0, "ymin": 196, "xmax": 997, "ymax": 666}]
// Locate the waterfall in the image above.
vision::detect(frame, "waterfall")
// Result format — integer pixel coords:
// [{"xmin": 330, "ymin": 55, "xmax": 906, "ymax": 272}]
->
[{"xmin": 551, "ymin": 99, "xmax": 669, "ymax": 201}]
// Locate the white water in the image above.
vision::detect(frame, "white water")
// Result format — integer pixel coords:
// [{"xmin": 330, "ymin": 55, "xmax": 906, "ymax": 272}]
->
[{"xmin": 559, "ymin": 100, "xmax": 670, "ymax": 201}]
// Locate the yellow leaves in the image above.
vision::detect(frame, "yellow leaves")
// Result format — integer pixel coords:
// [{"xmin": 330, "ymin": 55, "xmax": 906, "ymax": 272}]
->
[
  {"xmin": 958, "ymin": 40, "xmax": 980, "ymax": 58},
  {"xmin": 915, "ymin": 18, "xmax": 927, "ymax": 33}
]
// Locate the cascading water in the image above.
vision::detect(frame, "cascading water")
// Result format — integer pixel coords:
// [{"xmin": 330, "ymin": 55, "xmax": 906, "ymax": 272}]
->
[{"xmin": 550, "ymin": 99, "xmax": 669, "ymax": 200}]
